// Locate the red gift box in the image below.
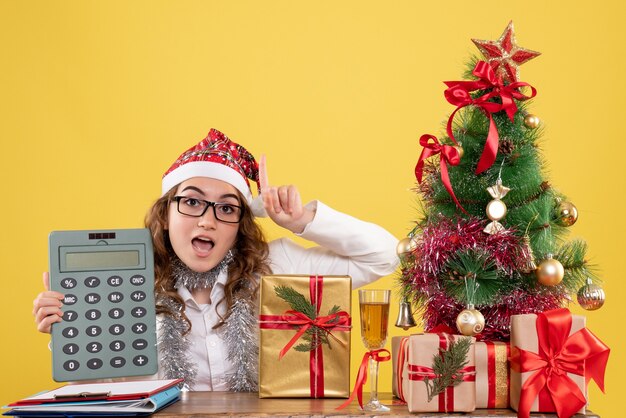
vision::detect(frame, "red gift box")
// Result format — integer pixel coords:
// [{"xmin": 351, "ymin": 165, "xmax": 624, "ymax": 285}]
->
[{"xmin": 509, "ymin": 308, "xmax": 609, "ymax": 418}]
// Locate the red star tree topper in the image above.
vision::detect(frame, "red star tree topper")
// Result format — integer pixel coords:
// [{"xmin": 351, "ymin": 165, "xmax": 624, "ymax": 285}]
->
[{"xmin": 472, "ymin": 21, "xmax": 541, "ymax": 83}]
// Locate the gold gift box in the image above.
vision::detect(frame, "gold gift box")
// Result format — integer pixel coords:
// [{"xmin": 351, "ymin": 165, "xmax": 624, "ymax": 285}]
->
[{"xmin": 258, "ymin": 275, "xmax": 351, "ymax": 398}]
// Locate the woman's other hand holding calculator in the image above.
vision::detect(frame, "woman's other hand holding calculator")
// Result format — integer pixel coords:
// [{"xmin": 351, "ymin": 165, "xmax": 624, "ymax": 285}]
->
[{"xmin": 33, "ymin": 272, "xmax": 64, "ymax": 333}]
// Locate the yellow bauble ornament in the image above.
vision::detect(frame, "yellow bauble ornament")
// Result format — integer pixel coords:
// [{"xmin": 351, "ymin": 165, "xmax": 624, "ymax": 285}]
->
[
  {"xmin": 536, "ymin": 256, "xmax": 564, "ymax": 286},
  {"xmin": 455, "ymin": 305, "xmax": 485, "ymax": 336},
  {"xmin": 556, "ymin": 201, "xmax": 578, "ymax": 227},
  {"xmin": 524, "ymin": 114, "xmax": 540, "ymax": 129}
]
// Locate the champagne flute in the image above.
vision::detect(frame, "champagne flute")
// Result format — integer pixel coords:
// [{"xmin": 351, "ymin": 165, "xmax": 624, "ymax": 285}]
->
[{"xmin": 358, "ymin": 289, "xmax": 390, "ymax": 412}]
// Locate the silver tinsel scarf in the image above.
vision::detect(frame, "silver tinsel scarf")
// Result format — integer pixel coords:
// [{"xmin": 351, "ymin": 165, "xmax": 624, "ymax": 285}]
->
[
  {"xmin": 156, "ymin": 294, "xmax": 197, "ymax": 386},
  {"xmin": 222, "ymin": 294, "xmax": 259, "ymax": 392},
  {"xmin": 157, "ymin": 252, "xmax": 259, "ymax": 391},
  {"xmin": 172, "ymin": 250, "xmax": 234, "ymax": 292}
]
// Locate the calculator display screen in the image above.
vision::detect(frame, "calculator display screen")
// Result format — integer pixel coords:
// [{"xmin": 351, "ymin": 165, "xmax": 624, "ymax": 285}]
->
[{"xmin": 65, "ymin": 250, "xmax": 140, "ymax": 270}]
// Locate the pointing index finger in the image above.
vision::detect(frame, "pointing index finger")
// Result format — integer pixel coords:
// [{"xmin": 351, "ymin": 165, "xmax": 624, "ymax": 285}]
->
[{"xmin": 259, "ymin": 154, "xmax": 269, "ymax": 193}]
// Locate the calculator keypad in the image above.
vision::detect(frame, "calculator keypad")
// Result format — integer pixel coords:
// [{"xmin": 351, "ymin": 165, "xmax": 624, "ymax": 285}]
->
[{"xmin": 51, "ymin": 272, "xmax": 157, "ymax": 381}]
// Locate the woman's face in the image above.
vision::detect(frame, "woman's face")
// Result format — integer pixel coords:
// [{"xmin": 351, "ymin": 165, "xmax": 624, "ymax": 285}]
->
[{"xmin": 167, "ymin": 177, "xmax": 241, "ymax": 273}]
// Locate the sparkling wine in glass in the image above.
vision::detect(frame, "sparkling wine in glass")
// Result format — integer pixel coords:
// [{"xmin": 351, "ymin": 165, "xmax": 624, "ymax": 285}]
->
[{"xmin": 359, "ymin": 289, "xmax": 390, "ymax": 412}]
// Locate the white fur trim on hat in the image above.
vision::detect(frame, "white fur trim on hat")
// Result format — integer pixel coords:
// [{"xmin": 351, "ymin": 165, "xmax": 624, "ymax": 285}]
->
[{"xmin": 161, "ymin": 161, "xmax": 253, "ymax": 203}]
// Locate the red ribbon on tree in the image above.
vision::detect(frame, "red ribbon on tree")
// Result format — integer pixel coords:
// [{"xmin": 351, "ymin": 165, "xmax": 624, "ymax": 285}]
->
[
  {"xmin": 259, "ymin": 276, "xmax": 351, "ymax": 398},
  {"xmin": 414, "ymin": 134, "xmax": 467, "ymax": 214},
  {"xmin": 510, "ymin": 308, "xmax": 610, "ymax": 418},
  {"xmin": 444, "ymin": 60, "xmax": 537, "ymax": 174},
  {"xmin": 407, "ymin": 333, "xmax": 476, "ymax": 412},
  {"xmin": 336, "ymin": 349, "xmax": 391, "ymax": 410}
]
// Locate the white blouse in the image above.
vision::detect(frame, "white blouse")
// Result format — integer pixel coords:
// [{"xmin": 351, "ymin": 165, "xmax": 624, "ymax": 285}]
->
[{"xmin": 171, "ymin": 200, "xmax": 398, "ymax": 390}]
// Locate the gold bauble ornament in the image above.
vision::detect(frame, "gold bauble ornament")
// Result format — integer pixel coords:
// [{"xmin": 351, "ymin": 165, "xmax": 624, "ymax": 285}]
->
[
  {"xmin": 556, "ymin": 201, "xmax": 578, "ymax": 227},
  {"xmin": 524, "ymin": 114, "xmax": 540, "ymax": 129},
  {"xmin": 455, "ymin": 305, "xmax": 485, "ymax": 336},
  {"xmin": 396, "ymin": 236, "xmax": 418, "ymax": 257},
  {"xmin": 536, "ymin": 255, "xmax": 564, "ymax": 286},
  {"xmin": 454, "ymin": 145, "xmax": 464, "ymax": 159},
  {"xmin": 577, "ymin": 278, "xmax": 605, "ymax": 311}
]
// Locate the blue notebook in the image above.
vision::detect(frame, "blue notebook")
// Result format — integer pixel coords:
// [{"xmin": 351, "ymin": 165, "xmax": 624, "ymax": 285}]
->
[{"xmin": 4, "ymin": 380, "xmax": 181, "ymax": 417}]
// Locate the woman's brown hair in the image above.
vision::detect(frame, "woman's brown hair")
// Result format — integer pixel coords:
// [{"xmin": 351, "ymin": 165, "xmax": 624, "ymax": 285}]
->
[{"xmin": 144, "ymin": 186, "xmax": 271, "ymax": 333}]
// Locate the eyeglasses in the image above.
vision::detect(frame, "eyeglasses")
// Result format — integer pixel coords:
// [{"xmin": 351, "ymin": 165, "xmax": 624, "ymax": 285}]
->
[{"xmin": 173, "ymin": 196, "xmax": 244, "ymax": 223}]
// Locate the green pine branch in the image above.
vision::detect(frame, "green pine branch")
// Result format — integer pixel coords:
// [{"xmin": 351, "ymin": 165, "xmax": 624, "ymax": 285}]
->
[
  {"xmin": 441, "ymin": 249, "xmax": 506, "ymax": 306},
  {"xmin": 274, "ymin": 285, "xmax": 316, "ymax": 319},
  {"xmin": 555, "ymin": 240, "xmax": 599, "ymax": 292}
]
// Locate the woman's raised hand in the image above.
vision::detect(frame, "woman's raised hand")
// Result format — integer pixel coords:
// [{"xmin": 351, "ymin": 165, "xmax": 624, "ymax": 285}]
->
[{"xmin": 259, "ymin": 155, "xmax": 315, "ymax": 233}]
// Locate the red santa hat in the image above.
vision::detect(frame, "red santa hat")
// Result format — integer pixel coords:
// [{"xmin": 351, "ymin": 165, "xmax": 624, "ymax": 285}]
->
[{"xmin": 162, "ymin": 129, "xmax": 266, "ymax": 216}]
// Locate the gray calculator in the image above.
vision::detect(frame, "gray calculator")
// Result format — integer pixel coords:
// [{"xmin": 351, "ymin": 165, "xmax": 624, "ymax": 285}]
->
[{"xmin": 49, "ymin": 228, "xmax": 157, "ymax": 382}]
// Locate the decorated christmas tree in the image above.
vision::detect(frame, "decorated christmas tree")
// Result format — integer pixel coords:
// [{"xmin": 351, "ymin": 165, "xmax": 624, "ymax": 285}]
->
[{"xmin": 397, "ymin": 21, "xmax": 605, "ymax": 341}]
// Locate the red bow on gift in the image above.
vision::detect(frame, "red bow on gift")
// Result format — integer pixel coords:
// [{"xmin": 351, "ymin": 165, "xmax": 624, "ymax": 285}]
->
[
  {"xmin": 510, "ymin": 308, "xmax": 610, "ymax": 418},
  {"xmin": 444, "ymin": 60, "xmax": 537, "ymax": 174},
  {"xmin": 414, "ymin": 134, "xmax": 467, "ymax": 214},
  {"xmin": 278, "ymin": 310, "xmax": 350, "ymax": 359}
]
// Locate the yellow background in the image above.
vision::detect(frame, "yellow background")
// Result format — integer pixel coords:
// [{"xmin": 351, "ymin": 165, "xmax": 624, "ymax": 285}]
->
[{"xmin": 1, "ymin": 1, "xmax": 623, "ymax": 416}]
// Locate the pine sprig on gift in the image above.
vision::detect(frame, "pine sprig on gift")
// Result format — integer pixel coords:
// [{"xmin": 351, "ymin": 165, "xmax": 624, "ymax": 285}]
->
[
  {"xmin": 274, "ymin": 285, "xmax": 316, "ymax": 319},
  {"xmin": 424, "ymin": 337, "xmax": 472, "ymax": 402},
  {"xmin": 274, "ymin": 286, "xmax": 343, "ymax": 353}
]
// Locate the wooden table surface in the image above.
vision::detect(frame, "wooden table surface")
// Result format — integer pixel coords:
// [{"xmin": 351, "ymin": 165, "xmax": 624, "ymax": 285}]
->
[{"xmin": 153, "ymin": 392, "xmax": 599, "ymax": 418}]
